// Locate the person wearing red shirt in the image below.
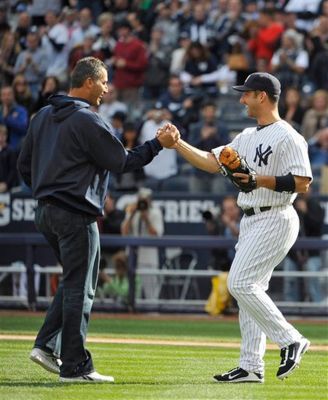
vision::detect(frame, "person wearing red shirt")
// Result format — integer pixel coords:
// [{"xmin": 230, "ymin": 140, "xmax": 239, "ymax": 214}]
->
[
  {"xmin": 111, "ymin": 19, "xmax": 148, "ymax": 116},
  {"xmin": 248, "ymin": 8, "xmax": 284, "ymax": 64}
]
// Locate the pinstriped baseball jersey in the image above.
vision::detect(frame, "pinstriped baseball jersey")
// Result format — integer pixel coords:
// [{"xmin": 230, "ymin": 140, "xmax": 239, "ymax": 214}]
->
[
  {"xmin": 211, "ymin": 119, "xmax": 313, "ymax": 374},
  {"xmin": 212, "ymin": 120, "xmax": 313, "ymax": 209}
]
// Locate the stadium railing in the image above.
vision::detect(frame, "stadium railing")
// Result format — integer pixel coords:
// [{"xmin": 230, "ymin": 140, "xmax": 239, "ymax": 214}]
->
[{"xmin": 0, "ymin": 233, "xmax": 327, "ymax": 313}]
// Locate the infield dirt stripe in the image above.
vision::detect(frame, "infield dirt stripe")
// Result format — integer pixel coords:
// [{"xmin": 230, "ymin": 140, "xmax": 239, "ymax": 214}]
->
[{"xmin": 0, "ymin": 334, "xmax": 327, "ymax": 351}]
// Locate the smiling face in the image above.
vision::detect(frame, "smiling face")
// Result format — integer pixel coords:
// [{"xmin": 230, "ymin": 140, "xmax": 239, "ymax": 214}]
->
[
  {"xmin": 239, "ymin": 90, "xmax": 261, "ymax": 118},
  {"xmin": 88, "ymin": 67, "xmax": 109, "ymax": 106}
]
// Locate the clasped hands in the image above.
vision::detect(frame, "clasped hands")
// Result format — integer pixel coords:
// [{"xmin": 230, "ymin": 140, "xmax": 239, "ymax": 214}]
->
[{"xmin": 156, "ymin": 123, "xmax": 180, "ymax": 149}]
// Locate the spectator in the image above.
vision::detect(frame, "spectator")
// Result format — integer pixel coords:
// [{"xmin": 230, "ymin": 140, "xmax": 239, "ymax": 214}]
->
[
  {"xmin": 203, "ymin": 195, "xmax": 240, "ymax": 270},
  {"xmin": 97, "ymin": 251, "xmax": 142, "ymax": 307},
  {"xmin": 208, "ymin": 0, "xmax": 229, "ymax": 26},
  {"xmin": 92, "ymin": 12, "xmax": 116, "ymax": 66},
  {"xmin": 0, "ymin": 4, "xmax": 10, "ymax": 41},
  {"xmin": 76, "ymin": 0, "xmax": 104, "ymax": 22},
  {"xmin": 271, "ymin": 29, "xmax": 309, "ymax": 91},
  {"xmin": 26, "ymin": 0, "xmax": 62, "ymax": 26},
  {"xmin": 170, "ymin": 31, "xmax": 192, "ymax": 75},
  {"xmin": 301, "ymin": 90, "xmax": 328, "ymax": 141},
  {"xmin": 152, "ymin": 2, "xmax": 179, "ymax": 49},
  {"xmin": 308, "ymin": 127, "xmax": 328, "ymax": 167},
  {"xmin": 180, "ymin": 41, "xmax": 220, "ymax": 99},
  {"xmin": 113, "ymin": 122, "xmax": 145, "ymax": 192},
  {"xmin": 143, "ymin": 25, "xmax": 171, "ymax": 100},
  {"xmin": 203, "ymin": 195, "xmax": 240, "ymax": 316},
  {"xmin": 139, "ymin": 106, "xmax": 178, "ymax": 190},
  {"xmin": 69, "ymin": 8, "xmax": 101, "ymax": 49},
  {"xmin": 121, "ymin": 187, "xmax": 164, "ymax": 300},
  {"xmin": 0, "ymin": 124, "xmax": 18, "ymax": 192},
  {"xmin": 126, "ymin": 11, "xmax": 149, "ymax": 43},
  {"xmin": 14, "ymin": 11, "xmax": 31, "ymax": 50},
  {"xmin": 32, "ymin": 76, "xmax": 60, "ymax": 113},
  {"xmin": 188, "ymin": 101, "xmax": 230, "ymax": 193},
  {"xmin": 279, "ymin": 87, "xmax": 306, "ymax": 131},
  {"xmin": 40, "ymin": 10, "xmax": 70, "ymax": 84},
  {"xmin": 308, "ymin": 15, "xmax": 328, "ymax": 90},
  {"xmin": 0, "ymin": 30, "xmax": 21, "ymax": 86},
  {"xmin": 0, "ymin": 85, "xmax": 28, "ymax": 152},
  {"xmin": 14, "ymin": 28, "xmax": 48, "ymax": 99},
  {"xmin": 62, "ymin": 7, "xmax": 79, "ymax": 42},
  {"xmin": 110, "ymin": 111, "xmax": 126, "ymax": 139},
  {"xmin": 182, "ymin": 3, "xmax": 215, "ymax": 49},
  {"xmin": 106, "ymin": 0, "xmax": 131, "ymax": 24},
  {"xmin": 294, "ymin": 192, "xmax": 325, "ymax": 303},
  {"xmin": 213, "ymin": 0, "xmax": 246, "ymax": 62},
  {"xmin": 247, "ymin": 8, "xmax": 284, "ymax": 65},
  {"xmin": 226, "ymin": 35, "xmax": 251, "ymax": 85},
  {"xmin": 12, "ymin": 73, "xmax": 36, "ymax": 116},
  {"xmin": 98, "ymin": 194, "xmax": 126, "ymax": 267},
  {"xmin": 98, "ymin": 86, "xmax": 128, "ymax": 125},
  {"xmin": 111, "ymin": 19, "xmax": 148, "ymax": 116},
  {"xmin": 69, "ymin": 33, "xmax": 104, "ymax": 72},
  {"xmin": 156, "ymin": 74, "xmax": 195, "ymax": 131}
]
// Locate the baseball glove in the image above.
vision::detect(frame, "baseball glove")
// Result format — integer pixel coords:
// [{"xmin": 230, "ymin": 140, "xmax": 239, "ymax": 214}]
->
[{"xmin": 216, "ymin": 146, "xmax": 257, "ymax": 193}]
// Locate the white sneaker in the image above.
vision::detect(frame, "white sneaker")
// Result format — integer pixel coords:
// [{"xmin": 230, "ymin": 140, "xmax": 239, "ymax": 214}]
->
[
  {"xmin": 213, "ymin": 367, "xmax": 264, "ymax": 383},
  {"xmin": 59, "ymin": 371, "xmax": 115, "ymax": 383},
  {"xmin": 30, "ymin": 348, "xmax": 62, "ymax": 374}
]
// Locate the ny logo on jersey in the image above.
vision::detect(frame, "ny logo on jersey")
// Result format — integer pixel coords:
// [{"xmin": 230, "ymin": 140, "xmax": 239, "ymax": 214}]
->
[{"xmin": 253, "ymin": 144, "xmax": 273, "ymax": 167}]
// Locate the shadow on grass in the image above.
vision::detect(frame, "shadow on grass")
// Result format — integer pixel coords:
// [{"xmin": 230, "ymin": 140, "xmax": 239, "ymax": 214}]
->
[
  {"xmin": 0, "ymin": 382, "xmax": 61, "ymax": 387},
  {"xmin": 0, "ymin": 381, "xmax": 223, "ymax": 387}
]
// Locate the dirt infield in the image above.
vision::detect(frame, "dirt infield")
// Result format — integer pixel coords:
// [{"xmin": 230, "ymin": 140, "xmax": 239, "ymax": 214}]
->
[{"xmin": 0, "ymin": 334, "xmax": 327, "ymax": 352}]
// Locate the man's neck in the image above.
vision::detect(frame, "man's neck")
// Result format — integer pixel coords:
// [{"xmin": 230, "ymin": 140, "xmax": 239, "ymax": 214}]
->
[{"xmin": 256, "ymin": 109, "xmax": 281, "ymax": 126}]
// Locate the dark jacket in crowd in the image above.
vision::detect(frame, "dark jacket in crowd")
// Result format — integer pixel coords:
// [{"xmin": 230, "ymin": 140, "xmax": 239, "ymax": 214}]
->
[
  {"xmin": 0, "ymin": 144, "xmax": 18, "ymax": 189},
  {"xmin": 17, "ymin": 95, "xmax": 162, "ymax": 216}
]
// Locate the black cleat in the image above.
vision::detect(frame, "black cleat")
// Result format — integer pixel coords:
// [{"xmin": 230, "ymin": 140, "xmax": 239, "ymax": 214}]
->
[
  {"xmin": 277, "ymin": 337, "xmax": 310, "ymax": 380},
  {"xmin": 213, "ymin": 367, "xmax": 264, "ymax": 383}
]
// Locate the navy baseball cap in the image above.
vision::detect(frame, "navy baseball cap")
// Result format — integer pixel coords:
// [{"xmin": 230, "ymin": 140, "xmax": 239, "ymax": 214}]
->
[{"xmin": 233, "ymin": 72, "xmax": 281, "ymax": 97}]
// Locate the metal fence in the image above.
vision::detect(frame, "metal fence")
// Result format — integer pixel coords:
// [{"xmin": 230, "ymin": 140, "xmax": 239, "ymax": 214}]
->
[{"xmin": 0, "ymin": 233, "xmax": 327, "ymax": 313}]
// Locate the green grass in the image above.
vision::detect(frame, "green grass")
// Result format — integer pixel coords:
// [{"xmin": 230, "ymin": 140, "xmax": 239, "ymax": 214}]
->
[
  {"xmin": 0, "ymin": 314, "xmax": 327, "ymax": 400},
  {"xmin": 1, "ymin": 314, "xmax": 328, "ymax": 343}
]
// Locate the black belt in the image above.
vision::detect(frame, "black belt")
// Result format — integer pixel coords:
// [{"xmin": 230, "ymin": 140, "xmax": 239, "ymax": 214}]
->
[{"xmin": 243, "ymin": 206, "xmax": 272, "ymax": 217}]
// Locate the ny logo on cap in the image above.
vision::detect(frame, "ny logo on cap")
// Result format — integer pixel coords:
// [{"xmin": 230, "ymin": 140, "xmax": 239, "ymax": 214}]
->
[{"xmin": 254, "ymin": 144, "xmax": 273, "ymax": 167}]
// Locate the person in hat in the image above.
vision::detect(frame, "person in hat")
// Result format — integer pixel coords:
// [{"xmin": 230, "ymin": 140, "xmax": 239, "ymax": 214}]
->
[{"xmin": 158, "ymin": 72, "xmax": 312, "ymax": 383}]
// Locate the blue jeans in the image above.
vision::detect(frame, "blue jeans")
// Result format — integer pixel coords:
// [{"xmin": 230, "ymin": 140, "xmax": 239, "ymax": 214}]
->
[
  {"xmin": 305, "ymin": 256, "xmax": 323, "ymax": 303},
  {"xmin": 34, "ymin": 202, "xmax": 100, "ymax": 377}
]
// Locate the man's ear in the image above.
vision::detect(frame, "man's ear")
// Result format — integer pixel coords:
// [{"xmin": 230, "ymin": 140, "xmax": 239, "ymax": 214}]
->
[{"xmin": 85, "ymin": 77, "xmax": 94, "ymax": 89}]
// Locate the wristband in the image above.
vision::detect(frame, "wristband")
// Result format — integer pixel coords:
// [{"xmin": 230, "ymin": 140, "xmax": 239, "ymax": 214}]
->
[{"xmin": 275, "ymin": 173, "xmax": 295, "ymax": 193}]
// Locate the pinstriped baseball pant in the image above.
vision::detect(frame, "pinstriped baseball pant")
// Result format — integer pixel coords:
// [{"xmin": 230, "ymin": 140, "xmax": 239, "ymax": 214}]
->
[{"xmin": 227, "ymin": 205, "xmax": 302, "ymax": 374}]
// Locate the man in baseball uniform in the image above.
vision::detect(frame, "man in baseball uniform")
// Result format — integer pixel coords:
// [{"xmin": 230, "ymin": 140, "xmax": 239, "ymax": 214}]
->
[{"xmin": 159, "ymin": 72, "xmax": 312, "ymax": 383}]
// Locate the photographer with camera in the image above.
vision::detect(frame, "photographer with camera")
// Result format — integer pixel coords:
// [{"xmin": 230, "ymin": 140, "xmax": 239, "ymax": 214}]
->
[
  {"xmin": 203, "ymin": 196, "xmax": 240, "ymax": 316},
  {"xmin": 121, "ymin": 187, "xmax": 164, "ymax": 300}
]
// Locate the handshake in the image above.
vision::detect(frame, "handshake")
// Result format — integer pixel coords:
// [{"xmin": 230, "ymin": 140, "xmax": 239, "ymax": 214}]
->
[{"xmin": 156, "ymin": 123, "xmax": 180, "ymax": 149}]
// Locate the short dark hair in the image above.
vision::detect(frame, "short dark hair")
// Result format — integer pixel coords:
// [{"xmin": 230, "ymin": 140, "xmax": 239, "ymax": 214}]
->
[
  {"xmin": 70, "ymin": 57, "xmax": 107, "ymax": 88},
  {"xmin": 254, "ymin": 90, "xmax": 279, "ymax": 104}
]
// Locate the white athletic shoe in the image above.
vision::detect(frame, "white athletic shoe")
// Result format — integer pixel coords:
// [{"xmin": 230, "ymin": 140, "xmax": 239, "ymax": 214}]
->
[
  {"xmin": 59, "ymin": 371, "xmax": 115, "ymax": 383},
  {"xmin": 30, "ymin": 348, "xmax": 62, "ymax": 374},
  {"xmin": 213, "ymin": 367, "xmax": 264, "ymax": 383}
]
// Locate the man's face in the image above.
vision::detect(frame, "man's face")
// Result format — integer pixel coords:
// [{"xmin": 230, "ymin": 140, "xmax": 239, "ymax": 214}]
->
[
  {"xmin": 89, "ymin": 68, "xmax": 109, "ymax": 106},
  {"xmin": 1, "ymin": 87, "xmax": 14, "ymax": 106},
  {"xmin": 239, "ymin": 91, "xmax": 261, "ymax": 118},
  {"xmin": 169, "ymin": 78, "xmax": 182, "ymax": 96}
]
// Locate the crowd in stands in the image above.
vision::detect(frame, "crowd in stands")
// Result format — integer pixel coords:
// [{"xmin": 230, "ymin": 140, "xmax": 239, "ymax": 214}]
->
[{"xmin": 0, "ymin": 0, "xmax": 327, "ymax": 195}]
